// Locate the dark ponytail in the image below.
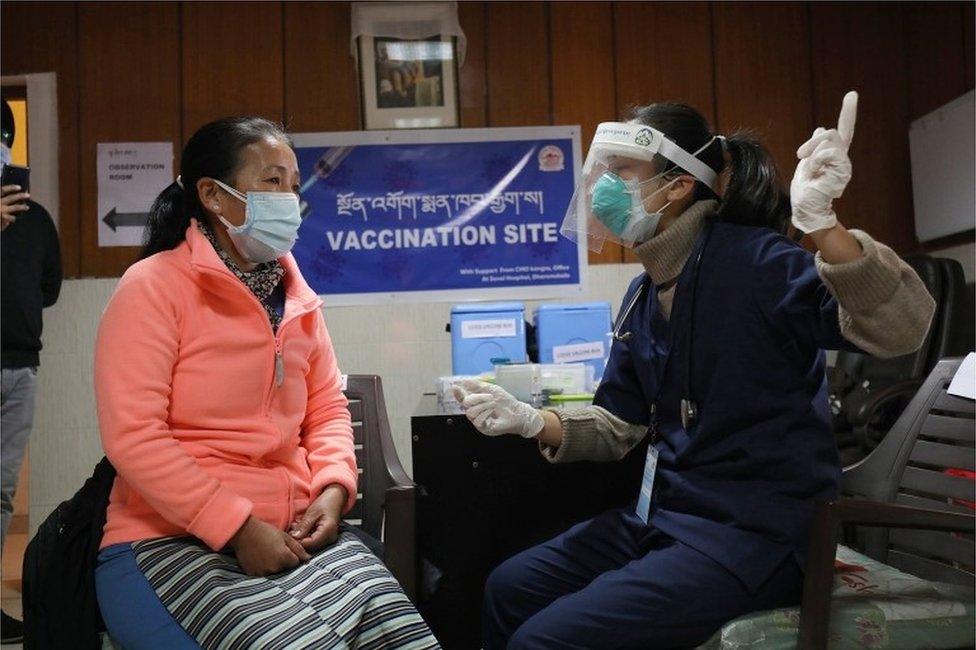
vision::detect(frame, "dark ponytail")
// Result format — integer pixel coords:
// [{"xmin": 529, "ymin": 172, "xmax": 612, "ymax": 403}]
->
[
  {"xmin": 627, "ymin": 103, "xmax": 790, "ymax": 234},
  {"xmin": 719, "ymin": 131, "xmax": 791, "ymax": 234},
  {"xmin": 140, "ymin": 117, "xmax": 292, "ymax": 260},
  {"xmin": 141, "ymin": 182, "xmax": 189, "ymax": 259}
]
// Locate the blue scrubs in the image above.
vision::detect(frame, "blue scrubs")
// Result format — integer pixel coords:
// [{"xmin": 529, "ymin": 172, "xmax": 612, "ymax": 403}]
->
[
  {"xmin": 484, "ymin": 223, "xmax": 861, "ymax": 648},
  {"xmin": 484, "ymin": 509, "xmax": 803, "ymax": 649}
]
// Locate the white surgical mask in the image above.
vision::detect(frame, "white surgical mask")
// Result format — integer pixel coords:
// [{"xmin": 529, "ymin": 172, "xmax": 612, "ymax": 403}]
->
[
  {"xmin": 0, "ymin": 143, "xmax": 10, "ymax": 169},
  {"xmin": 212, "ymin": 179, "xmax": 302, "ymax": 264}
]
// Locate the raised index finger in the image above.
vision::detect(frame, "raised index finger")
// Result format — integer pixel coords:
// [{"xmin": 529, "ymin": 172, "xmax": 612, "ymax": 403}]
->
[{"xmin": 837, "ymin": 91, "xmax": 858, "ymax": 147}]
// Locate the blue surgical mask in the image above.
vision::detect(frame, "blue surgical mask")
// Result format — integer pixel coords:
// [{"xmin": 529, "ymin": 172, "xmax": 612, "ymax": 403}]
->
[
  {"xmin": 0, "ymin": 144, "xmax": 10, "ymax": 169},
  {"xmin": 590, "ymin": 171, "xmax": 676, "ymax": 243},
  {"xmin": 212, "ymin": 179, "xmax": 302, "ymax": 263}
]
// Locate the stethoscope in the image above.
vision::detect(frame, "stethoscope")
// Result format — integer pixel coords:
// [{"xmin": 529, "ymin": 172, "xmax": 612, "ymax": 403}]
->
[{"xmin": 609, "ymin": 223, "xmax": 713, "ymax": 430}]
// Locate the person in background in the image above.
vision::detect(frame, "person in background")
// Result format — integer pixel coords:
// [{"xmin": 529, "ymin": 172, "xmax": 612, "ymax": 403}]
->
[
  {"xmin": 455, "ymin": 92, "xmax": 936, "ymax": 648},
  {"xmin": 0, "ymin": 99, "xmax": 62, "ymax": 645},
  {"xmin": 0, "ymin": 101, "xmax": 62, "ymax": 643},
  {"xmin": 93, "ymin": 117, "xmax": 438, "ymax": 649}
]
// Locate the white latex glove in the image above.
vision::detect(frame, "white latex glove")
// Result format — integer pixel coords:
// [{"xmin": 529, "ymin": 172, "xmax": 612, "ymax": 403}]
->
[
  {"xmin": 790, "ymin": 91, "xmax": 858, "ymax": 233},
  {"xmin": 451, "ymin": 379, "xmax": 545, "ymax": 439}
]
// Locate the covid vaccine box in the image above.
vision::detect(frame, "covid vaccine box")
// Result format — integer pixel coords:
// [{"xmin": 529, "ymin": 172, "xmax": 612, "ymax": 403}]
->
[
  {"xmin": 450, "ymin": 303, "xmax": 527, "ymax": 375},
  {"xmin": 534, "ymin": 302, "xmax": 612, "ymax": 383}
]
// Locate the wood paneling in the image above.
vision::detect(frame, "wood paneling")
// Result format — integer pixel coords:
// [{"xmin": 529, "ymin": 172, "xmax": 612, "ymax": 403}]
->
[
  {"xmin": 614, "ymin": 2, "xmax": 715, "ymax": 124},
  {"xmin": 552, "ymin": 2, "xmax": 614, "ymax": 149},
  {"xmin": 1, "ymin": 1, "xmax": 81, "ymax": 277},
  {"xmin": 965, "ymin": 2, "xmax": 975, "ymax": 90},
  {"xmin": 284, "ymin": 1, "xmax": 359, "ymax": 132},
  {"xmin": 181, "ymin": 1, "xmax": 284, "ymax": 140},
  {"xmin": 486, "ymin": 2, "xmax": 551, "ymax": 127},
  {"xmin": 458, "ymin": 1, "xmax": 488, "ymax": 128},
  {"xmin": 811, "ymin": 3, "xmax": 915, "ymax": 253},
  {"xmin": 615, "ymin": 1, "xmax": 715, "ymax": 264},
  {"xmin": 78, "ymin": 2, "xmax": 181, "ymax": 277},
  {"xmin": 3, "ymin": 2, "xmax": 970, "ymax": 277},
  {"xmin": 713, "ymin": 2, "xmax": 813, "ymax": 182},
  {"xmin": 551, "ymin": 2, "xmax": 621, "ymax": 264},
  {"xmin": 906, "ymin": 2, "xmax": 969, "ymax": 119}
]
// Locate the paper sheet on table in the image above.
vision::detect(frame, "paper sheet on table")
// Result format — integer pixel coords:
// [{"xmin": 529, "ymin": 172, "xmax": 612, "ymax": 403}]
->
[{"xmin": 947, "ymin": 352, "xmax": 976, "ymax": 399}]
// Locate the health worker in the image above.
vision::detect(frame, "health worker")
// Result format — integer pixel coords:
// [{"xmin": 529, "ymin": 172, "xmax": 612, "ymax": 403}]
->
[{"xmin": 454, "ymin": 92, "xmax": 935, "ymax": 649}]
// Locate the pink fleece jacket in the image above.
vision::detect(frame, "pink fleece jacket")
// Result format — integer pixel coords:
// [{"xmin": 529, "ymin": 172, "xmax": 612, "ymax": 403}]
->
[{"xmin": 95, "ymin": 220, "xmax": 357, "ymax": 551}]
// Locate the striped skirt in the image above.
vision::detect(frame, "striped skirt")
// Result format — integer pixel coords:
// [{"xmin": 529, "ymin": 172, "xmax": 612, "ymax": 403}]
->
[{"xmin": 131, "ymin": 532, "xmax": 440, "ymax": 649}]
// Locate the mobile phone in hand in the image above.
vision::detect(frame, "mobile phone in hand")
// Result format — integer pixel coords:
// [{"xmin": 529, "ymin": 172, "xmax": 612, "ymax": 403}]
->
[{"xmin": 1, "ymin": 164, "xmax": 30, "ymax": 194}]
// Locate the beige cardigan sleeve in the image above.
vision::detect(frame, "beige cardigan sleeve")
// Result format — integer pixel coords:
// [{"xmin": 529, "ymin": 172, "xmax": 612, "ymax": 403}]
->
[
  {"xmin": 815, "ymin": 229, "xmax": 936, "ymax": 358},
  {"xmin": 538, "ymin": 406, "xmax": 647, "ymax": 464}
]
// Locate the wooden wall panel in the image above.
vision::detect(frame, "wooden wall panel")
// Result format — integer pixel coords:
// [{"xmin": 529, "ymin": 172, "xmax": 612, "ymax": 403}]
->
[
  {"xmin": 284, "ymin": 1, "xmax": 358, "ymax": 132},
  {"xmin": 811, "ymin": 3, "xmax": 915, "ymax": 252},
  {"xmin": 551, "ymin": 2, "xmax": 621, "ymax": 264},
  {"xmin": 3, "ymin": 2, "xmax": 971, "ymax": 277},
  {"xmin": 965, "ymin": 2, "xmax": 975, "ymax": 90},
  {"xmin": 458, "ymin": 1, "xmax": 488, "ymax": 128},
  {"xmin": 486, "ymin": 2, "xmax": 551, "ymax": 127},
  {"xmin": 552, "ymin": 2, "xmax": 615, "ymax": 149},
  {"xmin": 906, "ymin": 2, "xmax": 970, "ymax": 119},
  {"xmin": 713, "ymin": 3, "xmax": 813, "ymax": 185},
  {"xmin": 614, "ymin": 2, "xmax": 715, "ymax": 124},
  {"xmin": 615, "ymin": 1, "xmax": 715, "ymax": 264},
  {"xmin": 181, "ymin": 2, "xmax": 284, "ymax": 140},
  {"xmin": 78, "ymin": 2, "xmax": 181, "ymax": 277},
  {"xmin": 1, "ymin": 1, "xmax": 81, "ymax": 277}
]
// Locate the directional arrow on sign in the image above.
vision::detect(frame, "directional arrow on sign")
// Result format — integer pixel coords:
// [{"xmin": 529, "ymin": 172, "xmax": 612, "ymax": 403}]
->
[{"xmin": 103, "ymin": 208, "xmax": 149, "ymax": 232}]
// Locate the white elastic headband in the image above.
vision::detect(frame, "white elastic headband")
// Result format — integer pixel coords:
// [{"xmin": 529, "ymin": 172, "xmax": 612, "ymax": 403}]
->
[{"xmin": 590, "ymin": 122, "xmax": 718, "ymax": 191}]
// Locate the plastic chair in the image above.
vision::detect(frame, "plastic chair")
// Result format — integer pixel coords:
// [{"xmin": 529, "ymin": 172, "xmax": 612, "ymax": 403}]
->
[
  {"xmin": 857, "ymin": 258, "xmax": 971, "ymax": 454},
  {"xmin": 830, "ymin": 255, "xmax": 946, "ymax": 463},
  {"xmin": 342, "ymin": 374, "xmax": 418, "ymax": 601},
  {"xmin": 930, "ymin": 258, "xmax": 972, "ymax": 364},
  {"xmin": 798, "ymin": 357, "xmax": 975, "ymax": 648}
]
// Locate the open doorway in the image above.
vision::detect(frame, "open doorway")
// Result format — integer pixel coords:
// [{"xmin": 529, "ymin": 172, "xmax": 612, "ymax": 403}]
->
[{"xmin": 1, "ymin": 90, "xmax": 27, "ymax": 167}]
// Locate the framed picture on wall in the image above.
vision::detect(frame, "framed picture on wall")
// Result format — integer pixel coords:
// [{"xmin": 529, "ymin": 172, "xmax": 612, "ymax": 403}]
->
[{"xmin": 357, "ymin": 34, "xmax": 460, "ymax": 130}]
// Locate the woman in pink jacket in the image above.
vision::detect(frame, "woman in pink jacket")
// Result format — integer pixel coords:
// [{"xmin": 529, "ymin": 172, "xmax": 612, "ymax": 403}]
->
[{"xmin": 94, "ymin": 117, "xmax": 438, "ymax": 649}]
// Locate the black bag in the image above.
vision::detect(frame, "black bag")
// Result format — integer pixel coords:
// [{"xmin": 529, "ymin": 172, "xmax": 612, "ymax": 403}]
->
[{"xmin": 22, "ymin": 457, "xmax": 116, "ymax": 650}]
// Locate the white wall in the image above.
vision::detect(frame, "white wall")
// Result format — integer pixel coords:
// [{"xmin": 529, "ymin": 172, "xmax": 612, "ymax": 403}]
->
[
  {"xmin": 29, "ymin": 279, "xmax": 118, "ymax": 535},
  {"xmin": 29, "ymin": 264, "xmax": 645, "ymax": 533},
  {"xmin": 929, "ymin": 241, "xmax": 975, "ymax": 283}
]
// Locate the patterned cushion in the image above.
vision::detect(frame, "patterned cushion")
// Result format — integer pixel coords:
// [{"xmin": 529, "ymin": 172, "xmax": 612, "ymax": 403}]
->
[{"xmin": 700, "ymin": 545, "xmax": 975, "ymax": 649}]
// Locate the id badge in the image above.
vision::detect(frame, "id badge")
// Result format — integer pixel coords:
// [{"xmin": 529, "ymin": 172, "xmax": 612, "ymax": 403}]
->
[{"xmin": 635, "ymin": 444, "xmax": 658, "ymax": 524}]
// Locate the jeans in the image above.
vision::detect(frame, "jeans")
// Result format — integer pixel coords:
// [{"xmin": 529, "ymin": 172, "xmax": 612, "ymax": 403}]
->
[{"xmin": 1, "ymin": 366, "xmax": 36, "ymax": 550}]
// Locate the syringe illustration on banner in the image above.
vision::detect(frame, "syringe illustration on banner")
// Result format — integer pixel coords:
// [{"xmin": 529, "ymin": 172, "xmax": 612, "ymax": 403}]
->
[{"xmin": 298, "ymin": 146, "xmax": 355, "ymax": 218}]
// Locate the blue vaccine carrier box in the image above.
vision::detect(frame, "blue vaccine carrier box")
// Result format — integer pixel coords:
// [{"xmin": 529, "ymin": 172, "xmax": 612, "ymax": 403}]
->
[
  {"xmin": 534, "ymin": 302, "xmax": 613, "ymax": 382},
  {"xmin": 450, "ymin": 302, "xmax": 527, "ymax": 375}
]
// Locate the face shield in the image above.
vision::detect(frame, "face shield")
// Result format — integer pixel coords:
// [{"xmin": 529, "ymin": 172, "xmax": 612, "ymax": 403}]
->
[{"xmin": 561, "ymin": 122, "xmax": 719, "ymax": 251}]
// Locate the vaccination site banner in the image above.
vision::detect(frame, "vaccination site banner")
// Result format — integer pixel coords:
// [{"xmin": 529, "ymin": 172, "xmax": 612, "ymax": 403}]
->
[{"xmin": 291, "ymin": 127, "xmax": 584, "ymax": 306}]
